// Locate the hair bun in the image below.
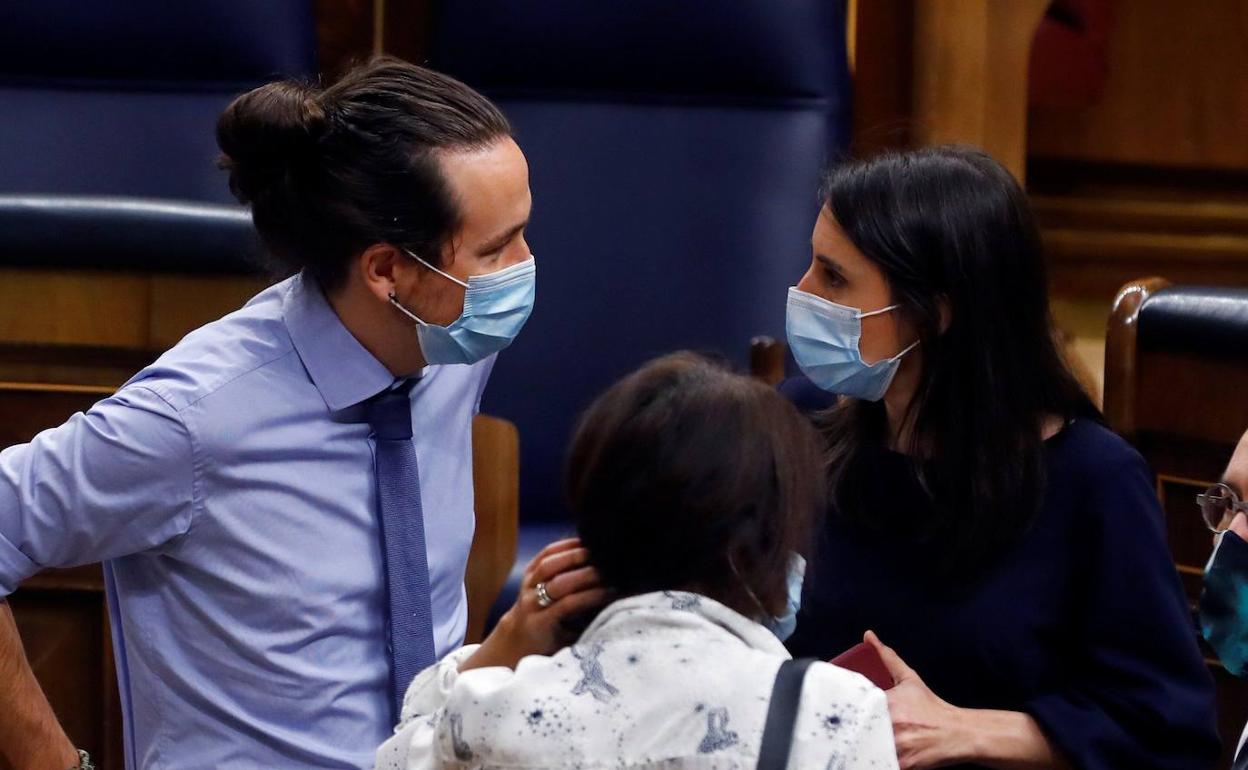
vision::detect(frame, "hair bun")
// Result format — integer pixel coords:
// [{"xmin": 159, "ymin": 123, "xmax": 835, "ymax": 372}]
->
[{"xmin": 216, "ymin": 80, "xmax": 327, "ymax": 205}]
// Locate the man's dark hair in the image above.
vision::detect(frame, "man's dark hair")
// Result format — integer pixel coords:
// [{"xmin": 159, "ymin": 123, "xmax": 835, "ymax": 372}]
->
[{"xmin": 217, "ymin": 56, "xmax": 511, "ymax": 290}]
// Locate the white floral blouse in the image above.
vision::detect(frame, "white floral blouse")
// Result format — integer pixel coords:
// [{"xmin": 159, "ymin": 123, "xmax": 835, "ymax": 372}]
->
[{"xmin": 376, "ymin": 591, "xmax": 898, "ymax": 770}]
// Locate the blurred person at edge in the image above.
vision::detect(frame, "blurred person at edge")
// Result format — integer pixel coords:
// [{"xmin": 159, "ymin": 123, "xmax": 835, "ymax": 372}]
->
[
  {"xmin": 782, "ymin": 146, "xmax": 1220, "ymax": 770},
  {"xmin": 1200, "ymin": 427, "xmax": 1248, "ymax": 768}
]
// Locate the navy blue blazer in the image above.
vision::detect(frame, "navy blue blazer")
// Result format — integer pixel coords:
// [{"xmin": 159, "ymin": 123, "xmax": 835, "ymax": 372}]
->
[{"xmin": 782, "ymin": 377, "xmax": 1221, "ymax": 770}]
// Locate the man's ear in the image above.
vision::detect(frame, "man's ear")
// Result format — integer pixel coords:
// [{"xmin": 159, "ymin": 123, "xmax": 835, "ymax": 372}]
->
[{"xmin": 358, "ymin": 243, "xmax": 407, "ymax": 303}]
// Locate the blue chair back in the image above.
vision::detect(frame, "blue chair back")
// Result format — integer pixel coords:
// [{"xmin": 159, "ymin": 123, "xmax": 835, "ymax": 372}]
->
[
  {"xmin": 431, "ymin": 0, "xmax": 853, "ymax": 525},
  {"xmin": 0, "ymin": 1, "xmax": 316, "ymax": 204}
]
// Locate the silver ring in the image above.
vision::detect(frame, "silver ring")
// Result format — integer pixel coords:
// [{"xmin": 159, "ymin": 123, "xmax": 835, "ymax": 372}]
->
[{"xmin": 535, "ymin": 582, "xmax": 554, "ymax": 608}]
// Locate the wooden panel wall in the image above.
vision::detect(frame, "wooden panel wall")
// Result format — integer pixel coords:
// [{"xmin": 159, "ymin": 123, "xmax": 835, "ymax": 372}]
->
[
  {"xmin": 911, "ymin": 0, "xmax": 1049, "ymax": 181},
  {"xmin": 1026, "ymin": 0, "xmax": 1248, "ymax": 298},
  {"xmin": 848, "ymin": 0, "xmax": 914, "ymax": 158},
  {"xmin": 851, "ymin": 0, "xmax": 1248, "ymax": 298},
  {"xmin": 315, "ymin": 0, "xmax": 437, "ymax": 77},
  {"xmin": 1028, "ymin": 0, "xmax": 1248, "ymax": 172},
  {"xmin": 315, "ymin": 0, "xmax": 377, "ymax": 78},
  {"xmin": 1031, "ymin": 164, "xmax": 1248, "ymax": 299},
  {"xmin": 849, "ymin": 0, "xmax": 1048, "ymax": 181},
  {"xmin": 0, "ymin": 268, "xmax": 265, "ymax": 355}
]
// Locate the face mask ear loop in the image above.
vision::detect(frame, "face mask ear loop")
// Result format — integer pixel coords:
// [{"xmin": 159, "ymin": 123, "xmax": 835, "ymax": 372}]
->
[
  {"xmin": 854, "ymin": 302, "xmax": 919, "ymax": 363},
  {"xmin": 402, "ymin": 248, "xmax": 469, "ymax": 289},
  {"xmin": 855, "ymin": 302, "xmax": 902, "ymax": 320},
  {"xmin": 892, "ymin": 339, "xmax": 920, "ymax": 361},
  {"xmin": 388, "ymin": 292, "xmax": 429, "ymax": 326},
  {"xmin": 728, "ymin": 555, "xmax": 770, "ymax": 620}
]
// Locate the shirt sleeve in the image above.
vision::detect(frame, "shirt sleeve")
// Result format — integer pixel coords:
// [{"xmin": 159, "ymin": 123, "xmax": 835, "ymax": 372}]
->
[
  {"xmin": 1024, "ymin": 444, "xmax": 1221, "ymax": 769},
  {"xmin": 0, "ymin": 384, "xmax": 196, "ymax": 596}
]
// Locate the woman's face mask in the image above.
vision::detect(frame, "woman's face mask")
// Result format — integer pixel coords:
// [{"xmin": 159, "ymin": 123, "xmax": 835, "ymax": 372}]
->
[
  {"xmin": 788, "ymin": 208, "xmax": 919, "ymax": 400},
  {"xmin": 733, "ymin": 553, "xmax": 807, "ymax": 642},
  {"xmin": 764, "ymin": 554, "xmax": 807, "ymax": 642},
  {"xmin": 785, "ymin": 288, "xmax": 918, "ymax": 400}
]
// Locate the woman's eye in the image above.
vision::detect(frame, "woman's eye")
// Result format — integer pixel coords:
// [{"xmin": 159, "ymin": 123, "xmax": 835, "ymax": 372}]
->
[{"xmin": 822, "ymin": 265, "xmax": 845, "ymax": 287}]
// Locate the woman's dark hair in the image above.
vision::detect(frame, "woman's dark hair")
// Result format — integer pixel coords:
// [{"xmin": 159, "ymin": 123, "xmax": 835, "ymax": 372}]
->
[
  {"xmin": 820, "ymin": 146, "xmax": 1101, "ymax": 575},
  {"xmin": 567, "ymin": 352, "xmax": 826, "ymax": 618},
  {"xmin": 216, "ymin": 56, "xmax": 511, "ymax": 291}
]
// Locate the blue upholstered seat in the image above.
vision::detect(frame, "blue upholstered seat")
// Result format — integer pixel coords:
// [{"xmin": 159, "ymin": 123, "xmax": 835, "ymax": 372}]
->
[
  {"xmin": 0, "ymin": 1, "xmax": 315, "ymax": 271},
  {"xmin": 428, "ymin": 0, "xmax": 853, "ymax": 615}
]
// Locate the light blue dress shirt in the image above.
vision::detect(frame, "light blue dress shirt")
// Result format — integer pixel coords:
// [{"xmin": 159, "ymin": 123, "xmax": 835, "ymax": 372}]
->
[{"xmin": 0, "ymin": 272, "xmax": 494, "ymax": 768}]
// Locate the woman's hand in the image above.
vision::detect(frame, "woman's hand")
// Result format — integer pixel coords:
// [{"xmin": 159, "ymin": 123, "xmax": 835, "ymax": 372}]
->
[
  {"xmin": 865, "ymin": 630, "xmax": 972, "ymax": 769},
  {"xmin": 461, "ymin": 538, "xmax": 609, "ymax": 672},
  {"xmin": 865, "ymin": 631, "xmax": 1069, "ymax": 770}
]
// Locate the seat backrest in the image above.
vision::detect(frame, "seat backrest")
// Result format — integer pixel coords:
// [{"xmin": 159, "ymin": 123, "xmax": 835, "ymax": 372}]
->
[
  {"xmin": 0, "ymin": 1, "xmax": 316, "ymax": 203},
  {"xmin": 0, "ymin": 194, "xmax": 261, "ymax": 273},
  {"xmin": 1104, "ymin": 276, "xmax": 1248, "ymax": 768},
  {"xmin": 1106, "ymin": 278, "xmax": 1248, "ymax": 591},
  {"xmin": 750, "ymin": 336, "xmax": 789, "ymax": 386},
  {"xmin": 430, "ymin": 0, "xmax": 852, "ymax": 523},
  {"xmin": 466, "ymin": 414, "xmax": 520, "ymax": 643}
]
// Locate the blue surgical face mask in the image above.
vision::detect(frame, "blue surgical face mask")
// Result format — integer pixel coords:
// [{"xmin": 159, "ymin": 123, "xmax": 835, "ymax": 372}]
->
[
  {"xmin": 765, "ymin": 554, "xmax": 806, "ymax": 642},
  {"xmin": 729, "ymin": 553, "xmax": 805, "ymax": 641},
  {"xmin": 389, "ymin": 251, "xmax": 536, "ymax": 365},
  {"xmin": 1201, "ymin": 530, "xmax": 1248, "ymax": 676},
  {"xmin": 785, "ymin": 286, "xmax": 918, "ymax": 401}
]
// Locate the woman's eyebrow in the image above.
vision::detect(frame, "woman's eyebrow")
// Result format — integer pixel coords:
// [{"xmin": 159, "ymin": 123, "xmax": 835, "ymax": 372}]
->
[{"xmin": 814, "ymin": 253, "xmax": 843, "ymax": 272}]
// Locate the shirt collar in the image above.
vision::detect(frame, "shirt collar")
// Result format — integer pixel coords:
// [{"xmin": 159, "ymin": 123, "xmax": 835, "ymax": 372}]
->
[
  {"xmin": 581, "ymin": 591, "xmax": 790, "ymax": 657},
  {"xmin": 282, "ymin": 272, "xmax": 397, "ymax": 412}
]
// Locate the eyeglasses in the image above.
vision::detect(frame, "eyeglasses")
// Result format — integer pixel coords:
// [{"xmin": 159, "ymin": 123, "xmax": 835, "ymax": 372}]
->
[{"xmin": 1198, "ymin": 482, "xmax": 1248, "ymax": 533}]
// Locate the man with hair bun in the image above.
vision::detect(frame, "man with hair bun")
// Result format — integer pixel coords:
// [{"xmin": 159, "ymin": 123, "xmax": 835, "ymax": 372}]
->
[{"xmin": 0, "ymin": 57, "xmax": 590, "ymax": 769}]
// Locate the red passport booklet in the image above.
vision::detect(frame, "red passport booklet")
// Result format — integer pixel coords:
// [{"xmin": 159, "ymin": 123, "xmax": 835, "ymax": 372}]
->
[{"xmin": 829, "ymin": 642, "xmax": 895, "ymax": 690}]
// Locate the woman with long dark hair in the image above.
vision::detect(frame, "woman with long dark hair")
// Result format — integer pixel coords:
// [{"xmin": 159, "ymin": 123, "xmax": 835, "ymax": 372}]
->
[{"xmin": 784, "ymin": 146, "xmax": 1219, "ymax": 769}]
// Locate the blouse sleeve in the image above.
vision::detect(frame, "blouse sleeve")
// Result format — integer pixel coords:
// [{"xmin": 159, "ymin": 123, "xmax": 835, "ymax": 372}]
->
[
  {"xmin": 375, "ymin": 645, "xmax": 481, "ymax": 770},
  {"xmin": 792, "ymin": 665, "xmax": 899, "ymax": 770},
  {"xmin": 837, "ymin": 685, "xmax": 898, "ymax": 770},
  {"xmin": 1024, "ymin": 442, "xmax": 1221, "ymax": 769}
]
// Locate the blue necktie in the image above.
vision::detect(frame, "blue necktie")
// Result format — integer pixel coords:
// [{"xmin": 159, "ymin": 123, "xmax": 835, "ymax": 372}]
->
[{"xmin": 367, "ymin": 379, "xmax": 436, "ymax": 722}]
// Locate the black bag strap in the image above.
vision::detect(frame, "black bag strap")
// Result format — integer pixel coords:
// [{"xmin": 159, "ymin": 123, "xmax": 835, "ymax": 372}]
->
[{"xmin": 757, "ymin": 657, "xmax": 818, "ymax": 770}]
